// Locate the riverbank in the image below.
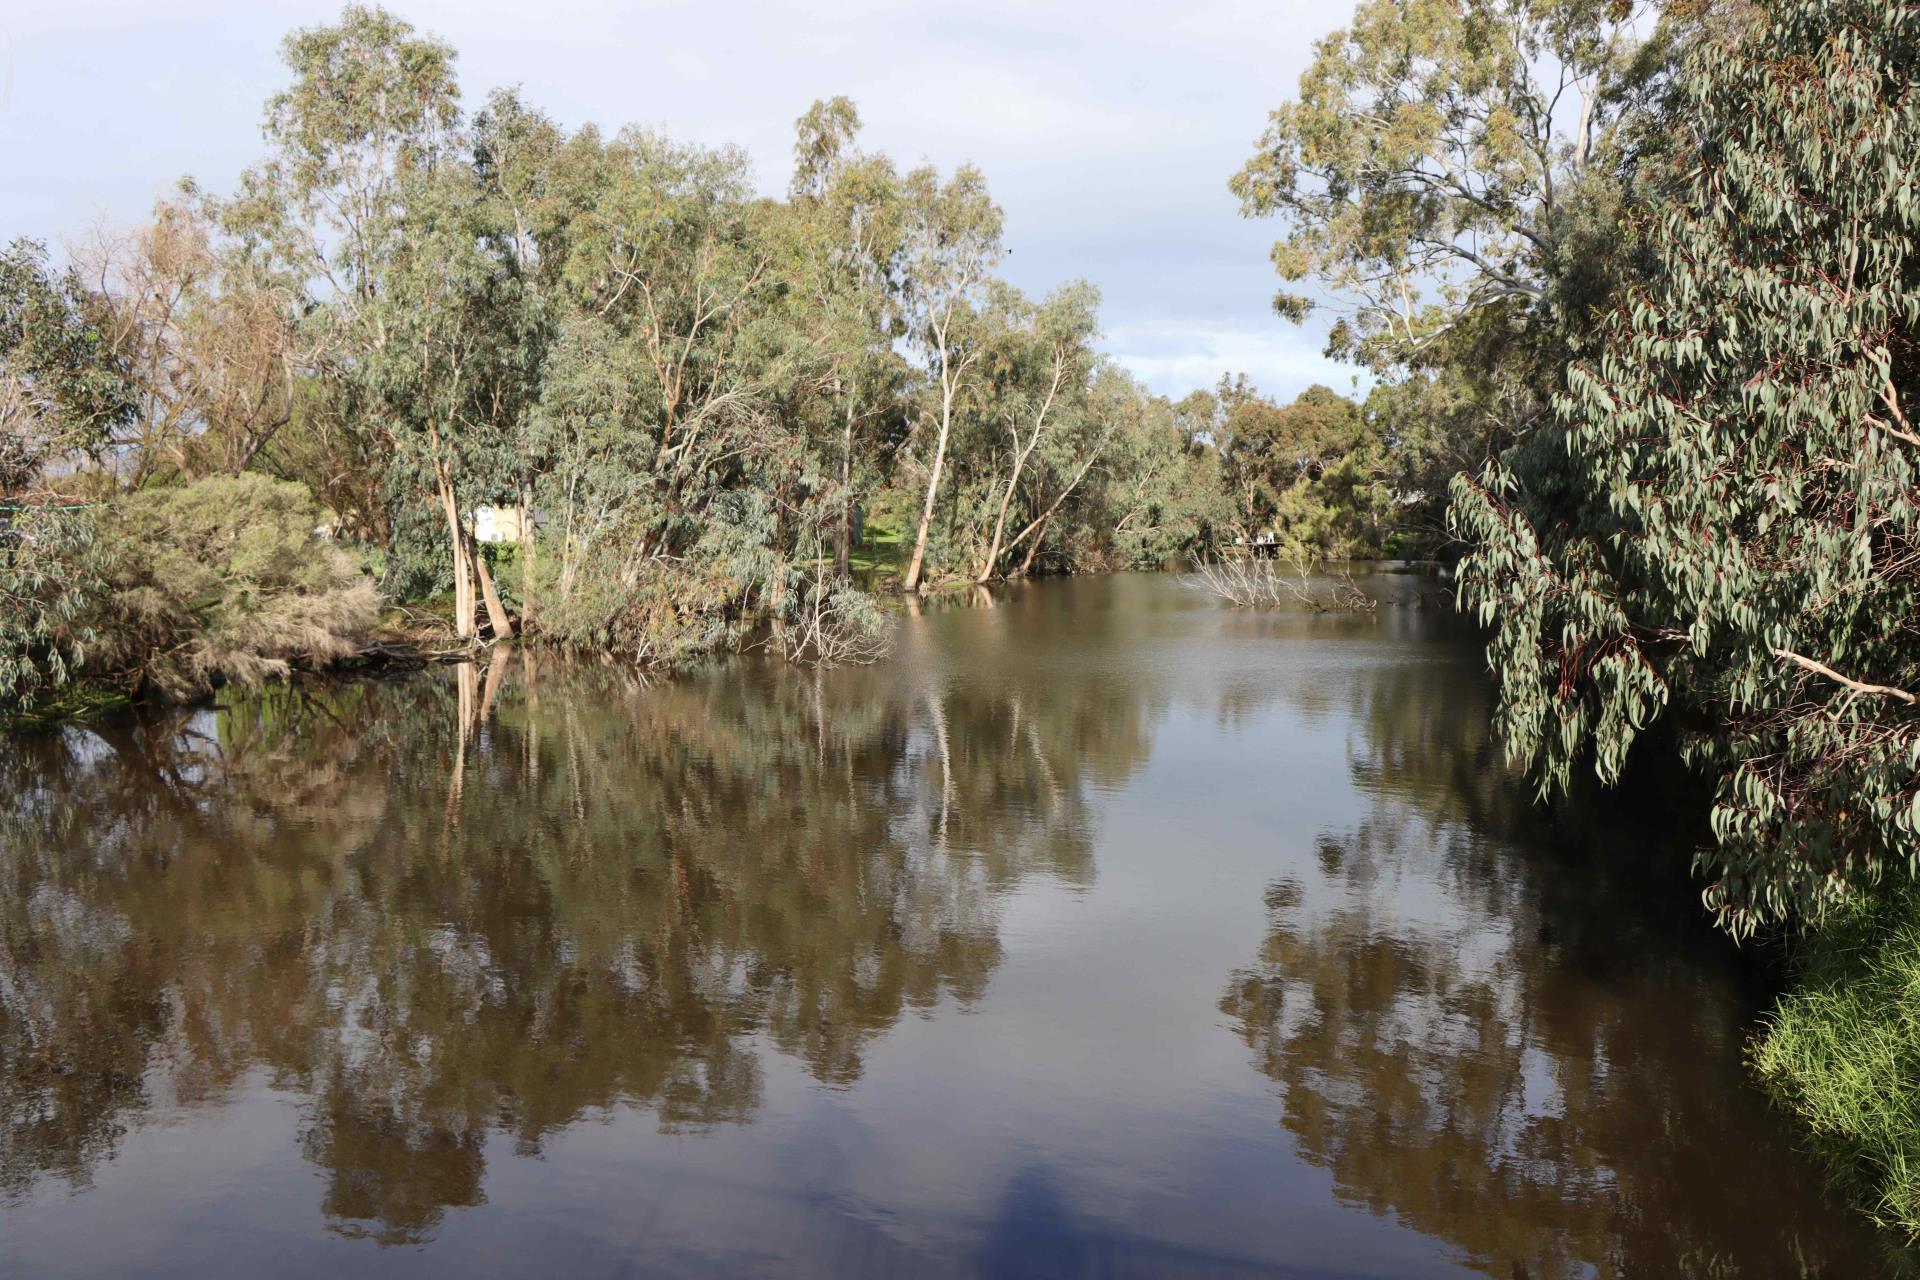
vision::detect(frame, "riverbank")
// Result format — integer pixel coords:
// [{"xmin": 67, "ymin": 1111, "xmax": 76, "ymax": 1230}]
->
[
  {"xmin": 0, "ymin": 599, "xmax": 471, "ymax": 734},
  {"xmin": 0, "ymin": 504, "xmax": 1102, "ymax": 734}
]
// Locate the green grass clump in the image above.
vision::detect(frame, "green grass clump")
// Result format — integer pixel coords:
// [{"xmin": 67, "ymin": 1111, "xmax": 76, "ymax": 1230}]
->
[
  {"xmin": 847, "ymin": 522, "xmax": 904, "ymax": 580},
  {"xmin": 0, "ymin": 681, "xmax": 130, "ymax": 731},
  {"xmin": 1755, "ymin": 883, "xmax": 1920, "ymax": 1238}
]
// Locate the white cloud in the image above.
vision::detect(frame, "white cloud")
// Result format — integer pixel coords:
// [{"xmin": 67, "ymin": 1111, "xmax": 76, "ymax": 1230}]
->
[
  {"xmin": 2, "ymin": 0, "xmax": 1365, "ymax": 398},
  {"xmin": 1106, "ymin": 320, "xmax": 1370, "ymax": 401}
]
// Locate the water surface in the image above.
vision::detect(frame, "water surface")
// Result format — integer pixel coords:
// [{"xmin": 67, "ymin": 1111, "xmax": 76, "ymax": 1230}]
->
[{"xmin": 0, "ymin": 573, "xmax": 1892, "ymax": 1277}]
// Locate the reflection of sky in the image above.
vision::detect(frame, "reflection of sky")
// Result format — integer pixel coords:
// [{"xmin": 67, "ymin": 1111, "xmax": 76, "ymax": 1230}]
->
[{"xmin": 2, "ymin": 0, "xmax": 1368, "ymax": 401}]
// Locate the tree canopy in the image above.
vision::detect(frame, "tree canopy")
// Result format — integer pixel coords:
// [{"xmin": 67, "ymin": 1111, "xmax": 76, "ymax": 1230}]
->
[{"xmin": 1452, "ymin": 0, "xmax": 1920, "ymax": 935}]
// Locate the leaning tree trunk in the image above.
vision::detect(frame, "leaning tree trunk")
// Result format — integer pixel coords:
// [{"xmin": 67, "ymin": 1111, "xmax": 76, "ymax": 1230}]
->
[
  {"xmin": 1015, "ymin": 516, "xmax": 1050, "ymax": 578},
  {"xmin": 519, "ymin": 482, "xmax": 537, "ymax": 626},
  {"xmin": 437, "ymin": 473, "xmax": 476, "ymax": 640},
  {"xmin": 429, "ymin": 423, "xmax": 478, "ymax": 640},
  {"xmin": 836, "ymin": 400, "xmax": 855, "ymax": 579},
  {"xmin": 903, "ymin": 407, "xmax": 952, "ymax": 593},
  {"xmin": 979, "ymin": 361, "xmax": 1063, "ymax": 584},
  {"xmin": 472, "ymin": 533, "xmax": 515, "ymax": 639},
  {"xmin": 978, "ymin": 446, "xmax": 1030, "ymax": 584},
  {"xmin": 1004, "ymin": 434, "xmax": 1108, "ymax": 580}
]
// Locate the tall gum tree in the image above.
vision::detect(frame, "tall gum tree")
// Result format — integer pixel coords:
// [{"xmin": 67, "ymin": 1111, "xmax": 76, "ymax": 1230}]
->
[
  {"xmin": 899, "ymin": 164, "xmax": 1002, "ymax": 593},
  {"xmin": 974, "ymin": 282, "xmax": 1100, "ymax": 583},
  {"xmin": 1450, "ymin": 0, "xmax": 1920, "ymax": 934},
  {"xmin": 1233, "ymin": 0, "xmax": 1664, "ymax": 547},
  {"xmin": 224, "ymin": 4, "xmax": 460, "ymax": 321},
  {"xmin": 373, "ymin": 160, "xmax": 528, "ymax": 640},
  {"xmin": 1233, "ymin": 0, "xmax": 1655, "ymax": 358},
  {"xmin": 472, "ymin": 88, "xmax": 567, "ymax": 621},
  {"xmin": 786, "ymin": 98, "xmax": 907, "ymax": 579},
  {"xmin": 212, "ymin": 5, "xmax": 497, "ymax": 628}
]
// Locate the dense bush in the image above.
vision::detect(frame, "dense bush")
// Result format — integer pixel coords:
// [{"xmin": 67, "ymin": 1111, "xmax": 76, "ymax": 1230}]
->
[
  {"xmin": 1755, "ymin": 885, "xmax": 1920, "ymax": 1238},
  {"xmin": 0, "ymin": 475, "xmax": 378, "ymax": 706},
  {"xmin": 0, "ymin": 501, "xmax": 103, "ymax": 707},
  {"xmin": 99, "ymin": 474, "xmax": 380, "ymax": 698}
]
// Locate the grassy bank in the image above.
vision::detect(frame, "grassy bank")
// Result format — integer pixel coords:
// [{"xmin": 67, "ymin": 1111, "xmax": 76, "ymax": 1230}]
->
[
  {"xmin": 1755, "ymin": 886, "xmax": 1920, "ymax": 1240},
  {"xmin": 848, "ymin": 521, "xmax": 905, "ymax": 583},
  {"xmin": 0, "ymin": 682, "xmax": 132, "ymax": 732}
]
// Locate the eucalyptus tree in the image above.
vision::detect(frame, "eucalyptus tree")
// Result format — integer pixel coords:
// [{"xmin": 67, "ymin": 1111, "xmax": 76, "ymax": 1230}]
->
[
  {"xmin": 1234, "ymin": 0, "xmax": 1655, "ymax": 356},
  {"xmin": 1100, "ymin": 376, "xmax": 1230, "ymax": 568},
  {"xmin": 215, "ymin": 5, "xmax": 466, "ymax": 567},
  {"xmin": 0, "ymin": 239, "xmax": 132, "ymax": 493},
  {"xmin": 898, "ymin": 164, "xmax": 1003, "ymax": 592},
  {"xmin": 526, "ymin": 125, "xmax": 792, "ymax": 662},
  {"xmin": 1452, "ymin": 0, "xmax": 1920, "ymax": 935},
  {"xmin": 1234, "ymin": 0, "xmax": 1664, "ymax": 549},
  {"xmin": 225, "ymin": 6, "xmax": 464, "ymax": 543},
  {"xmin": 1176, "ymin": 378, "xmax": 1385, "ymax": 559},
  {"xmin": 239, "ymin": 4, "xmax": 460, "ymax": 315},
  {"xmin": 973, "ymin": 282, "xmax": 1100, "ymax": 582},
  {"xmin": 471, "ymin": 88, "xmax": 565, "ymax": 283},
  {"xmin": 996, "ymin": 373, "xmax": 1119, "ymax": 579},
  {"xmin": 370, "ymin": 159, "xmax": 531, "ymax": 639},
  {"xmin": 471, "ymin": 89, "xmax": 566, "ymax": 613},
  {"xmin": 0, "ymin": 240, "xmax": 133, "ymax": 706},
  {"xmin": 786, "ymin": 98, "xmax": 908, "ymax": 577},
  {"xmin": 235, "ymin": 15, "xmax": 542, "ymax": 636}
]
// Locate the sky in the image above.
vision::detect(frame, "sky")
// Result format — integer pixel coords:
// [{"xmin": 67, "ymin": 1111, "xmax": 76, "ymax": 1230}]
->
[{"xmin": 1, "ymin": 0, "xmax": 1368, "ymax": 401}]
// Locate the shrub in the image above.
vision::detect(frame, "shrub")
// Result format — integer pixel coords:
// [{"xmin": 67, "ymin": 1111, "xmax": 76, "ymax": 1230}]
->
[
  {"xmin": 531, "ymin": 487, "xmax": 891, "ymax": 670},
  {"xmin": 1755, "ymin": 886, "xmax": 1920, "ymax": 1239},
  {"xmin": 773, "ymin": 573, "xmax": 891, "ymax": 666},
  {"xmin": 1, "ymin": 474, "xmax": 379, "ymax": 707},
  {"xmin": 95, "ymin": 473, "xmax": 381, "ymax": 699},
  {"xmin": 0, "ymin": 500, "xmax": 104, "ymax": 707}
]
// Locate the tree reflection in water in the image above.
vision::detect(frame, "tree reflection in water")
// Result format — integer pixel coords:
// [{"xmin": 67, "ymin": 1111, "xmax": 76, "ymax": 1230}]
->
[
  {"xmin": 0, "ymin": 642, "xmax": 1139, "ymax": 1244},
  {"xmin": 1220, "ymin": 648, "xmax": 1886, "ymax": 1279},
  {"xmin": 0, "ymin": 581, "xmax": 1892, "ymax": 1273}
]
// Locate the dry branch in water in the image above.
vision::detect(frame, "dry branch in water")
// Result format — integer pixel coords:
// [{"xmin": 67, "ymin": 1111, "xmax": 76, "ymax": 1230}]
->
[
  {"xmin": 1189, "ymin": 555, "xmax": 1375, "ymax": 614},
  {"xmin": 777, "ymin": 582, "xmax": 893, "ymax": 667}
]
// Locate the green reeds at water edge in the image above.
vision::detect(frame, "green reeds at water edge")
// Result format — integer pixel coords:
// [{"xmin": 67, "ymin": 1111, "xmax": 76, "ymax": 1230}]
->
[{"xmin": 1756, "ymin": 884, "xmax": 1920, "ymax": 1243}]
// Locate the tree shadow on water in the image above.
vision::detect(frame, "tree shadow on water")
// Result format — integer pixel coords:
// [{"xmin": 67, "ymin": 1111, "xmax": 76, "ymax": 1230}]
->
[{"xmin": 1217, "ymin": 641, "xmax": 1905, "ymax": 1279}]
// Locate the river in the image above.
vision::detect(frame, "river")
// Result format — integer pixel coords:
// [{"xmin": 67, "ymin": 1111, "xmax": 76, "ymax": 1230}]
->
[{"xmin": 0, "ymin": 572, "xmax": 1894, "ymax": 1277}]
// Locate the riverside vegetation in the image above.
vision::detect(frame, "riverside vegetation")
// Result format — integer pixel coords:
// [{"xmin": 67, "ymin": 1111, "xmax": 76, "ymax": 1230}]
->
[
  {"xmin": 1, "ymin": 4, "xmax": 1409, "ymax": 714},
  {"xmin": 7, "ymin": 0, "xmax": 1920, "ymax": 1251}
]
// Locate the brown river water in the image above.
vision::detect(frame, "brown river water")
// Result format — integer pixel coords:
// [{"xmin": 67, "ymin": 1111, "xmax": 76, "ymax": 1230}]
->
[{"xmin": 0, "ymin": 572, "xmax": 1898, "ymax": 1277}]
